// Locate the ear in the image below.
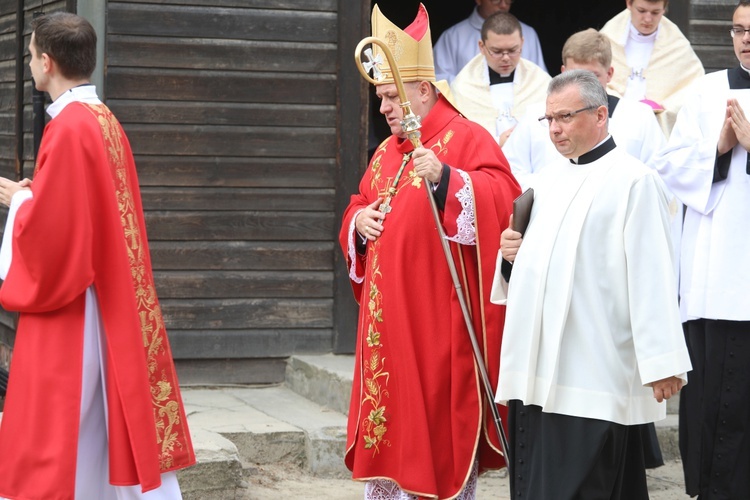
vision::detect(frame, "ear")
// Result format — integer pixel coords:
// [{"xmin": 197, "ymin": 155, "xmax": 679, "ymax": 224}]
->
[
  {"xmin": 419, "ymin": 81, "xmax": 432, "ymax": 101},
  {"xmin": 597, "ymin": 105, "xmax": 609, "ymax": 125},
  {"xmin": 41, "ymin": 52, "xmax": 52, "ymax": 75},
  {"xmin": 560, "ymin": 64, "xmax": 567, "ymax": 73},
  {"xmin": 606, "ymin": 66, "xmax": 614, "ymax": 84}
]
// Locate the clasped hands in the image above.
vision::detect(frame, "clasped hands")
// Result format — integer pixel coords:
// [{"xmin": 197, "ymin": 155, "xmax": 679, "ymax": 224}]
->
[
  {"xmin": 0, "ymin": 177, "xmax": 32, "ymax": 207},
  {"xmin": 718, "ymin": 98, "xmax": 750, "ymax": 155}
]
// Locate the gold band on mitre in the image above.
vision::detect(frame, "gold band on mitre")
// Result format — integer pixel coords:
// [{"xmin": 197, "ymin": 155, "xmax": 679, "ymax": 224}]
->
[{"xmin": 370, "ymin": 3, "xmax": 458, "ymax": 111}]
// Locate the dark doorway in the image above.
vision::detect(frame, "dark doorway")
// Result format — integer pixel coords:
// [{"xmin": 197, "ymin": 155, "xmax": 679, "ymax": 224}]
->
[
  {"xmin": 367, "ymin": 1, "xmax": 626, "ymax": 152},
  {"xmin": 370, "ymin": 0, "xmax": 624, "ymax": 76}
]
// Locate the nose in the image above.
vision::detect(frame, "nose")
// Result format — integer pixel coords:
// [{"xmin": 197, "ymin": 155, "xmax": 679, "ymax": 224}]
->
[{"xmin": 380, "ymin": 98, "xmax": 391, "ymax": 115}]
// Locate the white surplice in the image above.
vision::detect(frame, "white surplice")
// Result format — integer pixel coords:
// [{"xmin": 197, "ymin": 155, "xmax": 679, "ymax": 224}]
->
[{"xmin": 491, "ymin": 146, "xmax": 691, "ymax": 425}]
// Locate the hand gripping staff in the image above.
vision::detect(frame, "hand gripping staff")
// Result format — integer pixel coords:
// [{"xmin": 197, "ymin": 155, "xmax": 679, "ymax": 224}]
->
[{"xmin": 354, "ymin": 36, "xmax": 512, "ymax": 478}]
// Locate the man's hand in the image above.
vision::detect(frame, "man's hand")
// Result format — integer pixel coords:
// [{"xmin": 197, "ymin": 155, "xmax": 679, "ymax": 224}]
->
[
  {"xmin": 500, "ymin": 214, "xmax": 523, "ymax": 262},
  {"xmin": 651, "ymin": 376, "xmax": 684, "ymax": 403},
  {"xmin": 356, "ymin": 198, "xmax": 385, "ymax": 242},
  {"xmin": 729, "ymin": 98, "xmax": 750, "ymax": 152},
  {"xmin": 0, "ymin": 177, "xmax": 31, "ymax": 207},
  {"xmin": 718, "ymin": 100, "xmax": 739, "ymax": 156},
  {"xmin": 412, "ymin": 147, "xmax": 443, "ymax": 184}
]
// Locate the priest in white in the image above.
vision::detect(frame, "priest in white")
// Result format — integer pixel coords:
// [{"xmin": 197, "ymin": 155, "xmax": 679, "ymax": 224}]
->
[
  {"xmin": 434, "ymin": 0, "xmax": 546, "ymax": 83},
  {"xmin": 502, "ymin": 29, "xmax": 682, "ymax": 280},
  {"xmin": 653, "ymin": 2, "xmax": 750, "ymax": 497},
  {"xmin": 451, "ymin": 11, "xmax": 550, "ymax": 147},
  {"xmin": 600, "ymin": 0, "xmax": 704, "ymax": 135},
  {"xmin": 491, "ymin": 70, "xmax": 691, "ymax": 499}
]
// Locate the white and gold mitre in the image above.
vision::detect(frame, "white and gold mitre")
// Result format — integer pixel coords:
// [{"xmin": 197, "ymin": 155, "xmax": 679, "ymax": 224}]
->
[
  {"xmin": 370, "ymin": 3, "xmax": 456, "ymax": 107},
  {"xmin": 371, "ymin": 3, "xmax": 435, "ymax": 84}
]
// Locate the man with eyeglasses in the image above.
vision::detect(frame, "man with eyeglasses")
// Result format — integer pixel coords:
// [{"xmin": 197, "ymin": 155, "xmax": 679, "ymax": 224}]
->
[
  {"xmin": 654, "ymin": 2, "xmax": 750, "ymax": 498},
  {"xmin": 601, "ymin": 0, "xmax": 704, "ymax": 136},
  {"xmin": 490, "ymin": 69, "xmax": 691, "ymax": 500},
  {"xmin": 433, "ymin": 0, "xmax": 546, "ymax": 84},
  {"xmin": 451, "ymin": 11, "xmax": 550, "ymax": 147}
]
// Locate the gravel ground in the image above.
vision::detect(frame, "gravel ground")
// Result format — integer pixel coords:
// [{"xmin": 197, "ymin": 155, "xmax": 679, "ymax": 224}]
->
[{"xmin": 242, "ymin": 459, "xmax": 692, "ymax": 499}]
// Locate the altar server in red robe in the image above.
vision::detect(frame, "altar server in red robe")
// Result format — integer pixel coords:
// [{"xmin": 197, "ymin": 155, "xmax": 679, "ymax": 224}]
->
[
  {"xmin": 340, "ymin": 4, "xmax": 520, "ymax": 498},
  {"xmin": 0, "ymin": 12, "xmax": 194, "ymax": 499}
]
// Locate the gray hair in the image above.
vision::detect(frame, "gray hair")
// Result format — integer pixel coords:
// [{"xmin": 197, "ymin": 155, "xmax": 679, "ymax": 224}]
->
[{"xmin": 548, "ymin": 69, "xmax": 608, "ymax": 110}]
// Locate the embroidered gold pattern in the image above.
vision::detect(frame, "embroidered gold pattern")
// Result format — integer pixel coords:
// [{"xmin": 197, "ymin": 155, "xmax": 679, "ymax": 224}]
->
[
  {"xmin": 83, "ymin": 104, "xmax": 187, "ymax": 470},
  {"xmin": 362, "ymin": 246, "xmax": 391, "ymax": 455},
  {"xmin": 358, "ymin": 130, "xmax": 455, "ymax": 455}
]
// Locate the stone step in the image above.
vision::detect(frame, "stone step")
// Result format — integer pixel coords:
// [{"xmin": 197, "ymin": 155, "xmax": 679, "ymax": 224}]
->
[
  {"xmin": 283, "ymin": 354, "xmax": 682, "ymax": 461},
  {"xmin": 285, "ymin": 354, "xmax": 355, "ymax": 416},
  {"xmin": 179, "ymin": 384, "xmax": 348, "ymax": 499}
]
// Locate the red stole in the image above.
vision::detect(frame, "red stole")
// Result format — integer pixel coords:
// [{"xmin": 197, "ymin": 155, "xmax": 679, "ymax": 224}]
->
[{"xmin": 0, "ymin": 102, "xmax": 194, "ymax": 500}]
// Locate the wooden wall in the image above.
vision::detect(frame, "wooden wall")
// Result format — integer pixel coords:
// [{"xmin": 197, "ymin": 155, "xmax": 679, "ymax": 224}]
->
[
  {"xmin": 690, "ymin": 0, "xmax": 738, "ymax": 73},
  {"xmin": 0, "ymin": 0, "xmax": 16, "ymax": 370},
  {"xmin": 105, "ymin": 0, "xmax": 343, "ymax": 382}
]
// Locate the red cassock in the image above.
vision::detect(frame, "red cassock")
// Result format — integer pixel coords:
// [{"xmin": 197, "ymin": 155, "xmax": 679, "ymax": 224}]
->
[
  {"xmin": 0, "ymin": 102, "xmax": 195, "ymax": 499},
  {"xmin": 340, "ymin": 96, "xmax": 520, "ymax": 498}
]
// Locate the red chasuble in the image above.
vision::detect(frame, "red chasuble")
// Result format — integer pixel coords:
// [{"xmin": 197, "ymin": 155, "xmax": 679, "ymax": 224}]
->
[
  {"xmin": 0, "ymin": 103, "xmax": 195, "ymax": 499},
  {"xmin": 340, "ymin": 96, "xmax": 520, "ymax": 498}
]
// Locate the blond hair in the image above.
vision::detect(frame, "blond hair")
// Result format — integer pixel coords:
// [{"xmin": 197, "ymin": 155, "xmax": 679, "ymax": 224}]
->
[{"xmin": 561, "ymin": 29, "xmax": 612, "ymax": 68}]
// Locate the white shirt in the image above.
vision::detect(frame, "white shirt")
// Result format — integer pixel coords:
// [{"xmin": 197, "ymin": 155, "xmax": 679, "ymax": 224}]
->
[
  {"xmin": 433, "ymin": 7, "xmax": 547, "ymax": 84},
  {"xmin": 624, "ymin": 23, "xmax": 658, "ymax": 101}
]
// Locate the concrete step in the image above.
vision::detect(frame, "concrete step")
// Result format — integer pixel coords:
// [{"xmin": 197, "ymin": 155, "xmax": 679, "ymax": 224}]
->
[
  {"xmin": 283, "ymin": 354, "xmax": 682, "ymax": 461},
  {"xmin": 285, "ymin": 354, "xmax": 355, "ymax": 416},
  {"xmin": 179, "ymin": 384, "xmax": 348, "ymax": 499}
]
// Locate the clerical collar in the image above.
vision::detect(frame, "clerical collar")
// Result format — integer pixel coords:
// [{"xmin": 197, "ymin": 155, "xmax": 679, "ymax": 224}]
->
[
  {"xmin": 728, "ymin": 65, "xmax": 750, "ymax": 90},
  {"xmin": 489, "ymin": 67, "xmax": 515, "ymax": 85},
  {"xmin": 47, "ymin": 84, "xmax": 102, "ymax": 119},
  {"xmin": 570, "ymin": 136, "xmax": 616, "ymax": 165},
  {"xmin": 607, "ymin": 94, "xmax": 620, "ymax": 118},
  {"xmin": 628, "ymin": 22, "xmax": 659, "ymax": 42}
]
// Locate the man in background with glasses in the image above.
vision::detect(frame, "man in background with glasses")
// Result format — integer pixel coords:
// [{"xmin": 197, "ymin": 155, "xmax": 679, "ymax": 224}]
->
[
  {"xmin": 601, "ymin": 0, "xmax": 704, "ymax": 136},
  {"xmin": 654, "ymin": 2, "xmax": 750, "ymax": 498},
  {"xmin": 434, "ymin": 0, "xmax": 546, "ymax": 84},
  {"xmin": 491, "ymin": 69, "xmax": 690, "ymax": 500},
  {"xmin": 451, "ymin": 12, "xmax": 550, "ymax": 147}
]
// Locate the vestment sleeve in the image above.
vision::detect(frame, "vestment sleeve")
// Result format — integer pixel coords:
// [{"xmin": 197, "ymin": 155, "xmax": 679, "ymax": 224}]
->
[
  {"xmin": 654, "ymin": 80, "xmax": 728, "ymax": 215},
  {"xmin": 624, "ymin": 173, "xmax": 691, "ymax": 384},
  {"xmin": 0, "ymin": 119, "xmax": 95, "ymax": 313}
]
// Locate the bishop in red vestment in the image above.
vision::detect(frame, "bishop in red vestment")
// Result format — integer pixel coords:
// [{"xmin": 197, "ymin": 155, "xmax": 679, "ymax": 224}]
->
[
  {"xmin": 341, "ymin": 5, "xmax": 520, "ymax": 498},
  {"xmin": 0, "ymin": 13, "xmax": 194, "ymax": 500}
]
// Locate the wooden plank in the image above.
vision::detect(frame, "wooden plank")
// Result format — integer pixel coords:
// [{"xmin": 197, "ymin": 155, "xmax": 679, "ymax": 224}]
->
[
  {"xmin": 693, "ymin": 45, "xmax": 737, "ymax": 70},
  {"xmin": 108, "ymin": 100, "xmax": 336, "ymax": 128},
  {"xmin": 134, "ymin": 156, "xmax": 335, "ymax": 188},
  {"xmin": 108, "ymin": 36, "xmax": 337, "ymax": 74},
  {"xmin": 168, "ymin": 329, "xmax": 333, "ymax": 359},
  {"xmin": 333, "ymin": 0, "xmax": 369, "ymax": 354},
  {"xmin": 161, "ymin": 298, "xmax": 333, "ymax": 329},
  {"xmin": 123, "ymin": 124, "xmax": 335, "ymax": 158},
  {"xmin": 113, "ymin": 0, "xmax": 338, "ymax": 12},
  {"xmin": 140, "ymin": 187, "xmax": 334, "ymax": 211},
  {"xmin": 690, "ymin": 19, "xmax": 735, "ymax": 45},
  {"xmin": 144, "ymin": 211, "xmax": 334, "ymax": 241},
  {"xmin": 153, "ymin": 270, "xmax": 332, "ymax": 298},
  {"xmin": 691, "ymin": 2, "xmax": 737, "ymax": 22},
  {"xmin": 108, "ymin": 4, "xmax": 337, "ymax": 43},
  {"xmin": 148, "ymin": 241, "xmax": 334, "ymax": 271},
  {"xmin": 106, "ymin": 68, "xmax": 337, "ymax": 105}
]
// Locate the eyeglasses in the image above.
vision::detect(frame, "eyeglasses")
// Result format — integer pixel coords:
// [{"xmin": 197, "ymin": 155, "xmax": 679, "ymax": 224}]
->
[
  {"xmin": 538, "ymin": 105, "xmax": 598, "ymax": 125},
  {"xmin": 730, "ymin": 27, "xmax": 750, "ymax": 38},
  {"xmin": 489, "ymin": 0, "xmax": 513, "ymax": 5},
  {"xmin": 485, "ymin": 47, "xmax": 521, "ymax": 59}
]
